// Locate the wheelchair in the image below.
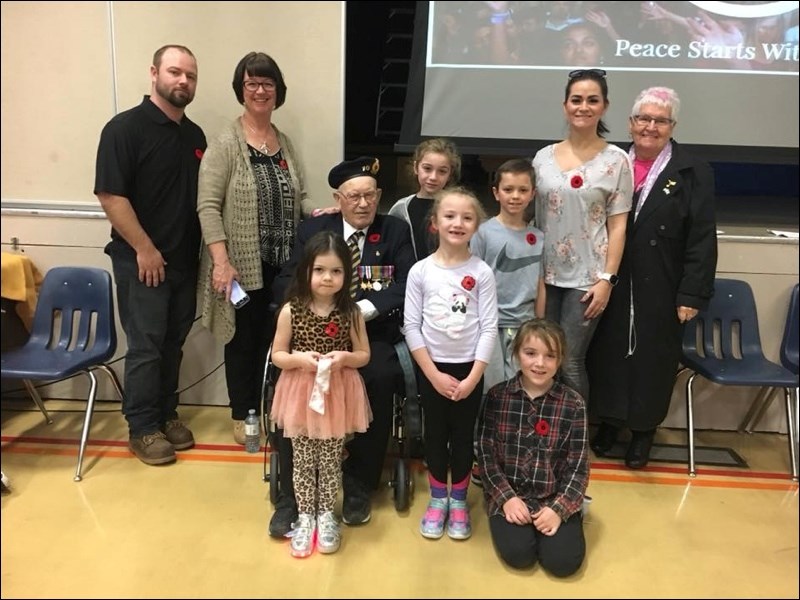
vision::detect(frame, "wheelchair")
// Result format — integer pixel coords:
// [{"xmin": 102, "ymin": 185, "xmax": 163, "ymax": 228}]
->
[
  {"xmin": 388, "ymin": 340, "xmax": 424, "ymax": 512},
  {"xmin": 260, "ymin": 343, "xmax": 282, "ymax": 505}
]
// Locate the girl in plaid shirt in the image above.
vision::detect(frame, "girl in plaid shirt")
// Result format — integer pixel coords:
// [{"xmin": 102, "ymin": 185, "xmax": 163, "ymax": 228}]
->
[{"xmin": 477, "ymin": 319, "xmax": 589, "ymax": 576}]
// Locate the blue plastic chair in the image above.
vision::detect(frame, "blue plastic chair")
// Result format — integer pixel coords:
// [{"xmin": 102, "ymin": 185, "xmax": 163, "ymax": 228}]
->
[
  {"xmin": 1, "ymin": 267, "xmax": 123, "ymax": 481},
  {"xmin": 680, "ymin": 279, "xmax": 798, "ymax": 480},
  {"xmin": 738, "ymin": 285, "xmax": 799, "ymax": 446}
]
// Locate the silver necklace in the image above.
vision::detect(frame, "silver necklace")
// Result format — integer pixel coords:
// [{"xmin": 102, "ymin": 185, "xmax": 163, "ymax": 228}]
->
[{"xmin": 244, "ymin": 119, "xmax": 270, "ymax": 154}]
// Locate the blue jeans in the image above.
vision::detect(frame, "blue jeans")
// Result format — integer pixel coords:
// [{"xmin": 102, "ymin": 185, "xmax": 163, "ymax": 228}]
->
[
  {"xmin": 111, "ymin": 254, "xmax": 197, "ymax": 437},
  {"xmin": 544, "ymin": 285, "xmax": 600, "ymax": 402}
]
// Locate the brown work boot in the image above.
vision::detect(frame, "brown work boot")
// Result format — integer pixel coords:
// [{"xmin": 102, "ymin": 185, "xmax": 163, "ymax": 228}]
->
[
  {"xmin": 129, "ymin": 432, "xmax": 176, "ymax": 465},
  {"xmin": 233, "ymin": 420, "xmax": 246, "ymax": 445},
  {"xmin": 163, "ymin": 419, "xmax": 195, "ymax": 450}
]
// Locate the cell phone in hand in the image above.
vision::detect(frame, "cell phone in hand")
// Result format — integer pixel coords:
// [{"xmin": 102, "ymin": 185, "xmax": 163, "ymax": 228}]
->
[{"xmin": 230, "ymin": 280, "xmax": 250, "ymax": 309}]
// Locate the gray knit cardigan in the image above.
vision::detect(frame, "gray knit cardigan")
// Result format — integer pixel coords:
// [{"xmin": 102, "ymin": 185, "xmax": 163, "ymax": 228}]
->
[{"xmin": 197, "ymin": 118, "xmax": 311, "ymax": 344}]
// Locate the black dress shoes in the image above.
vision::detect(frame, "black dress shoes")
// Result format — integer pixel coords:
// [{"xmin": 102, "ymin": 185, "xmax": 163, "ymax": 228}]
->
[
  {"xmin": 625, "ymin": 430, "xmax": 656, "ymax": 469},
  {"xmin": 590, "ymin": 423, "xmax": 620, "ymax": 457}
]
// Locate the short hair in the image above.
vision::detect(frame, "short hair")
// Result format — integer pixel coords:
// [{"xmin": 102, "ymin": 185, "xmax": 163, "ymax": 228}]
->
[
  {"xmin": 152, "ymin": 45, "xmax": 195, "ymax": 69},
  {"xmin": 232, "ymin": 52, "xmax": 287, "ymax": 107},
  {"xmin": 631, "ymin": 86, "xmax": 681, "ymax": 123},
  {"xmin": 511, "ymin": 319, "xmax": 568, "ymax": 367},
  {"xmin": 413, "ymin": 138, "xmax": 462, "ymax": 185},
  {"xmin": 493, "ymin": 158, "xmax": 535, "ymax": 188}
]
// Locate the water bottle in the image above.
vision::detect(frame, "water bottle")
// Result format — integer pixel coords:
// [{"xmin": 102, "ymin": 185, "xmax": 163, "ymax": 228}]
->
[{"xmin": 244, "ymin": 409, "xmax": 260, "ymax": 453}]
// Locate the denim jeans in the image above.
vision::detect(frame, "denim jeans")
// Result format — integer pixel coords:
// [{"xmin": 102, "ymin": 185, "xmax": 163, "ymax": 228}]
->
[
  {"xmin": 111, "ymin": 254, "xmax": 197, "ymax": 437},
  {"xmin": 544, "ymin": 284, "xmax": 600, "ymax": 402}
]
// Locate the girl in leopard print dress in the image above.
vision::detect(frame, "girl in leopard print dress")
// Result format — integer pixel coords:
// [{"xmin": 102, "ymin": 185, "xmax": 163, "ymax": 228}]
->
[{"xmin": 270, "ymin": 231, "xmax": 371, "ymax": 558}]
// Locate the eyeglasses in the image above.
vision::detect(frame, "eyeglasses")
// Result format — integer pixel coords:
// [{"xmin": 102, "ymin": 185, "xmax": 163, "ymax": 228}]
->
[
  {"xmin": 338, "ymin": 190, "xmax": 379, "ymax": 204},
  {"xmin": 243, "ymin": 80, "xmax": 276, "ymax": 92},
  {"xmin": 632, "ymin": 115, "xmax": 674, "ymax": 127},
  {"xmin": 568, "ymin": 68, "xmax": 607, "ymax": 80}
]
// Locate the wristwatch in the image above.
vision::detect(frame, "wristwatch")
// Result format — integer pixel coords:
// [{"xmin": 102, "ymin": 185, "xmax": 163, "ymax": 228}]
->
[{"xmin": 599, "ymin": 272, "xmax": 619, "ymax": 286}]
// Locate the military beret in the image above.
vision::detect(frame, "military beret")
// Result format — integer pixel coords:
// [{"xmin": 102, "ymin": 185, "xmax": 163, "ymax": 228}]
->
[{"xmin": 328, "ymin": 156, "xmax": 380, "ymax": 189}]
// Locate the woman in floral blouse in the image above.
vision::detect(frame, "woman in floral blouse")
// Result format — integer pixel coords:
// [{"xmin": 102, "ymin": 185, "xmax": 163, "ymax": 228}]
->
[{"xmin": 532, "ymin": 68, "xmax": 633, "ymax": 404}]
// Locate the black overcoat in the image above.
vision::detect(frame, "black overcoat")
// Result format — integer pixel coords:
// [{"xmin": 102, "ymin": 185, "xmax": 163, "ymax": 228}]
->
[{"xmin": 587, "ymin": 141, "xmax": 717, "ymax": 430}]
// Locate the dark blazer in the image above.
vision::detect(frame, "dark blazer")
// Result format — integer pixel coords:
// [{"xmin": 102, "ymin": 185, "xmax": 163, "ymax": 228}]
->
[
  {"xmin": 273, "ymin": 212, "xmax": 415, "ymax": 345},
  {"xmin": 588, "ymin": 140, "xmax": 718, "ymax": 430}
]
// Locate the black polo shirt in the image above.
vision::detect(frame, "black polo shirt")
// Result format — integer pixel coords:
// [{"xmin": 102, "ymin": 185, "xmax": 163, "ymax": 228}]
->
[{"xmin": 94, "ymin": 95, "xmax": 206, "ymax": 269}]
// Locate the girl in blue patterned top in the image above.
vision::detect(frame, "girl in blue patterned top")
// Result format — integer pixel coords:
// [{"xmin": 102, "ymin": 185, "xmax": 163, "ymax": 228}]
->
[{"xmin": 477, "ymin": 319, "xmax": 589, "ymax": 577}]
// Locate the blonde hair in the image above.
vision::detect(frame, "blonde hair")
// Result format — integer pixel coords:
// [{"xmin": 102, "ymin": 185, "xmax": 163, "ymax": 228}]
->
[
  {"xmin": 413, "ymin": 138, "xmax": 462, "ymax": 185},
  {"xmin": 430, "ymin": 185, "xmax": 486, "ymax": 223}
]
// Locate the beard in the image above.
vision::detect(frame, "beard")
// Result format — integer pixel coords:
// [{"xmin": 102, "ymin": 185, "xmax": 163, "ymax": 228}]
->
[{"xmin": 155, "ymin": 80, "xmax": 194, "ymax": 109}]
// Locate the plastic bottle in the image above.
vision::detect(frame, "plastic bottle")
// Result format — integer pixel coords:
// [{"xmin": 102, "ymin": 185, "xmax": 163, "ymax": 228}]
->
[{"xmin": 244, "ymin": 409, "xmax": 260, "ymax": 453}]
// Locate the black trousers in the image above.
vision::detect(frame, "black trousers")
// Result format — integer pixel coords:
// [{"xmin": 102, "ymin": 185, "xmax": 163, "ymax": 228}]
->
[
  {"xmin": 488, "ymin": 513, "xmax": 585, "ymax": 577},
  {"xmin": 224, "ymin": 263, "xmax": 279, "ymax": 420},
  {"xmin": 419, "ymin": 361, "xmax": 482, "ymax": 484}
]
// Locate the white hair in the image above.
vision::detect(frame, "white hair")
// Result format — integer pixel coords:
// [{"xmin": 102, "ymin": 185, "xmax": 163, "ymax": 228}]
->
[{"xmin": 631, "ymin": 87, "xmax": 680, "ymax": 122}]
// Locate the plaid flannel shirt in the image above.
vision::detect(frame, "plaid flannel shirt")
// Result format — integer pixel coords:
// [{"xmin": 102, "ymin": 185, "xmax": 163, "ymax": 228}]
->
[{"xmin": 477, "ymin": 374, "xmax": 589, "ymax": 522}]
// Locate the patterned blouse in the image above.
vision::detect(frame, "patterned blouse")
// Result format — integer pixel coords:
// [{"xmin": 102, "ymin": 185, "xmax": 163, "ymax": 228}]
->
[
  {"xmin": 249, "ymin": 147, "xmax": 295, "ymax": 266},
  {"xmin": 533, "ymin": 144, "xmax": 633, "ymax": 289}
]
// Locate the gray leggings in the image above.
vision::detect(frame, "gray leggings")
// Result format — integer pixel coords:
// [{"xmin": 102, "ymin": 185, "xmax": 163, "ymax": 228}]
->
[{"xmin": 292, "ymin": 435, "xmax": 345, "ymax": 515}]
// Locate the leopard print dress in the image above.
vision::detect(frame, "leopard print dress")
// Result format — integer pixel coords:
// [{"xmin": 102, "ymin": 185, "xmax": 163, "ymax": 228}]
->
[{"xmin": 270, "ymin": 299, "xmax": 372, "ymax": 439}]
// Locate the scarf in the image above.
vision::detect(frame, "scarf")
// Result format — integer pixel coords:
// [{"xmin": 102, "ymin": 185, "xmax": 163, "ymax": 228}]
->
[{"xmin": 629, "ymin": 141, "xmax": 672, "ymax": 221}]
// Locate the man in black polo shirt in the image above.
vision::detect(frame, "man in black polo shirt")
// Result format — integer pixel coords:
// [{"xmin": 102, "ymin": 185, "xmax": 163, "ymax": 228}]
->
[{"xmin": 94, "ymin": 45, "xmax": 206, "ymax": 466}]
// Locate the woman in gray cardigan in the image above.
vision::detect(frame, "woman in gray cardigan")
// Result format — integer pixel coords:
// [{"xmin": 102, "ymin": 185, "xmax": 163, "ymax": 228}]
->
[{"xmin": 197, "ymin": 52, "xmax": 311, "ymax": 444}]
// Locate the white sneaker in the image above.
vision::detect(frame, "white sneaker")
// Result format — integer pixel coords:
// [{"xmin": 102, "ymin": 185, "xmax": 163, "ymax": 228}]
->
[
  {"xmin": 289, "ymin": 513, "xmax": 316, "ymax": 558},
  {"xmin": 317, "ymin": 511, "xmax": 341, "ymax": 554}
]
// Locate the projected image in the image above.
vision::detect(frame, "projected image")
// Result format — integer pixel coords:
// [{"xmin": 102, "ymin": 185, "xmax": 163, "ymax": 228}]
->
[{"xmin": 430, "ymin": 1, "xmax": 800, "ymax": 73}]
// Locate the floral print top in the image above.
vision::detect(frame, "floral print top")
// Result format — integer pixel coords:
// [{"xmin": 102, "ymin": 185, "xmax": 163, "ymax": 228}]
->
[{"xmin": 532, "ymin": 144, "xmax": 633, "ymax": 289}]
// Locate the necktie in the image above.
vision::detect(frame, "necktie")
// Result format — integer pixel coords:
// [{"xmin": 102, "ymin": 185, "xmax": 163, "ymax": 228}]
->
[{"xmin": 347, "ymin": 231, "xmax": 364, "ymax": 297}]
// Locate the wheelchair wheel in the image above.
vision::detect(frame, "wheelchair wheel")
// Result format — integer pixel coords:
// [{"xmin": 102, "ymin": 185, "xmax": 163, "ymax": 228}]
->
[
  {"xmin": 393, "ymin": 458, "xmax": 410, "ymax": 512},
  {"xmin": 269, "ymin": 451, "xmax": 280, "ymax": 506}
]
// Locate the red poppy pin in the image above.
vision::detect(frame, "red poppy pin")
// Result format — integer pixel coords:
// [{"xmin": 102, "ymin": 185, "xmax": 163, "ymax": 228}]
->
[
  {"xmin": 526, "ymin": 232, "xmax": 537, "ymax": 245},
  {"xmin": 570, "ymin": 174, "xmax": 583, "ymax": 189},
  {"xmin": 279, "ymin": 159, "xmax": 288, "ymax": 170},
  {"xmin": 195, "ymin": 149, "xmax": 204, "ymax": 160},
  {"xmin": 461, "ymin": 275, "xmax": 476, "ymax": 291},
  {"xmin": 368, "ymin": 233, "xmax": 381, "ymax": 243},
  {"xmin": 535, "ymin": 419, "xmax": 550, "ymax": 436},
  {"xmin": 324, "ymin": 322, "xmax": 339, "ymax": 337}
]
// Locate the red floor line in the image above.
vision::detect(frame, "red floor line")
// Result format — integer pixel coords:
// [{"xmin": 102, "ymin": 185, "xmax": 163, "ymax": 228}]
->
[
  {"xmin": 3, "ymin": 436, "xmax": 797, "ymax": 489},
  {"xmin": 0, "ymin": 434, "xmax": 271, "ymax": 453},
  {"xmin": 3, "ymin": 434, "xmax": 789, "ymax": 480}
]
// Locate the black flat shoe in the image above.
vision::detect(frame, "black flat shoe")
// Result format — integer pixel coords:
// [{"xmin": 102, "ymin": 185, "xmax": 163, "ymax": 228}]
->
[
  {"xmin": 625, "ymin": 430, "xmax": 656, "ymax": 469},
  {"xmin": 590, "ymin": 423, "xmax": 620, "ymax": 457}
]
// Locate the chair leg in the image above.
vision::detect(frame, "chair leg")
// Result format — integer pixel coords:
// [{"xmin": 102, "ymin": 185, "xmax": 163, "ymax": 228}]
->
[
  {"xmin": 686, "ymin": 373, "xmax": 698, "ymax": 477},
  {"xmin": 738, "ymin": 386, "xmax": 775, "ymax": 433},
  {"xmin": 74, "ymin": 370, "xmax": 99, "ymax": 482},
  {"xmin": 91, "ymin": 363, "xmax": 124, "ymax": 400},
  {"xmin": 22, "ymin": 379, "xmax": 53, "ymax": 424},
  {"xmin": 786, "ymin": 387, "xmax": 799, "ymax": 482}
]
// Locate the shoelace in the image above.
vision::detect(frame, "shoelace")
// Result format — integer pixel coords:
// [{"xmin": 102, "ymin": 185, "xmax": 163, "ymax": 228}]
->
[
  {"xmin": 291, "ymin": 515, "xmax": 315, "ymax": 543},
  {"xmin": 448, "ymin": 501, "xmax": 469, "ymax": 526},
  {"xmin": 142, "ymin": 432, "xmax": 167, "ymax": 445},
  {"xmin": 317, "ymin": 512, "xmax": 338, "ymax": 538},
  {"xmin": 422, "ymin": 499, "xmax": 447, "ymax": 524}
]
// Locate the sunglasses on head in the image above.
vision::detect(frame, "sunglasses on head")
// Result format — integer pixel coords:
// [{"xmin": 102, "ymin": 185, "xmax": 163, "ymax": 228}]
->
[{"xmin": 568, "ymin": 68, "xmax": 607, "ymax": 80}]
